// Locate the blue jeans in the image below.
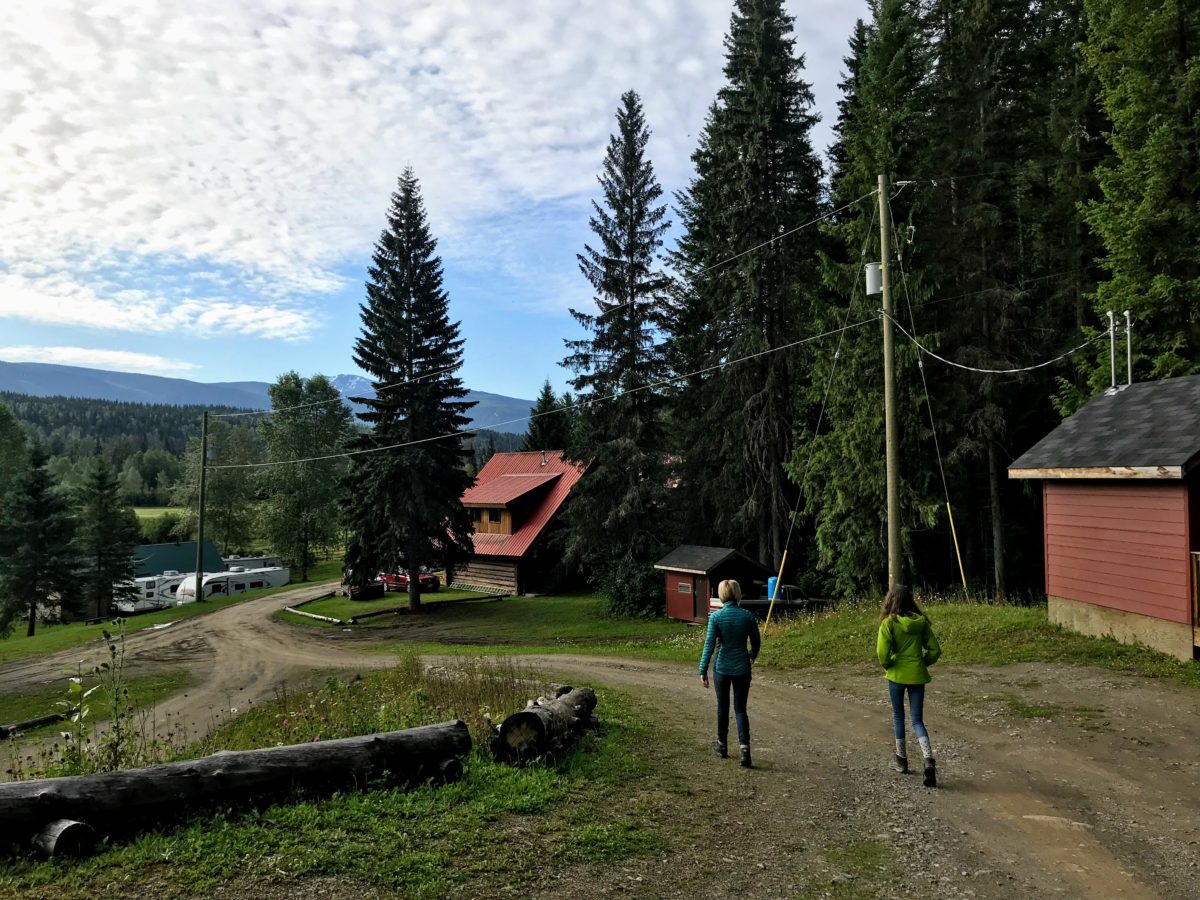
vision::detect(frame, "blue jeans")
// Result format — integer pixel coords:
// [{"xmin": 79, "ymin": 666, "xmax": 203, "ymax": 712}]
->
[
  {"xmin": 887, "ymin": 681, "xmax": 928, "ymax": 742},
  {"xmin": 714, "ymin": 671, "xmax": 751, "ymax": 747}
]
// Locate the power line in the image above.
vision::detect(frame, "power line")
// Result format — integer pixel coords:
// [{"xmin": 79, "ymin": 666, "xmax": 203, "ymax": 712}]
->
[
  {"xmin": 211, "ymin": 366, "xmax": 457, "ymax": 419},
  {"xmin": 206, "ymin": 318, "xmax": 876, "ymax": 471},
  {"xmin": 884, "ymin": 311, "xmax": 1101, "ymax": 375}
]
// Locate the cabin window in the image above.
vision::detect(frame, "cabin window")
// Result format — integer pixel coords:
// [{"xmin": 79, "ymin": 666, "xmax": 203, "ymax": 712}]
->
[
  {"xmin": 471, "ymin": 508, "xmax": 481, "ymax": 522},
  {"xmin": 250, "ymin": 581, "xmax": 264, "ymax": 589},
  {"xmin": 678, "ymin": 582, "xmax": 692, "ymax": 594},
  {"xmin": 488, "ymin": 509, "xmax": 502, "ymax": 524}
]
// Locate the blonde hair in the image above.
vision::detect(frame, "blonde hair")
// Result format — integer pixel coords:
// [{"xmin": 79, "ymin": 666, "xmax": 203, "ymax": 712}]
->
[{"xmin": 717, "ymin": 579, "xmax": 742, "ymax": 604}]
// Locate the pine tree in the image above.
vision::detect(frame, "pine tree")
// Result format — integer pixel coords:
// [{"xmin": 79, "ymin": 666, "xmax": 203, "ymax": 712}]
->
[
  {"xmin": 1081, "ymin": 0, "xmax": 1200, "ymax": 386},
  {"xmin": 562, "ymin": 90, "xmax": 672, "ymax": 614},
  {"xmin": 74, "ymin": 456, "xmax": 140, "ymax": 619},
  {"xmin": 259, "ymin": 373, "xmax": 353, "ymax": 581},
  {"xmin": 343, "ymin": 168, "xmax": 475, "ymax": 611},
  {"xmin": 520, "ymin": 379, "xmax": 572, "ymax": 452},
  {"xmin": 0, "ymin": 445, "xmax": 79, "ymax": 637},
  {"xmin": 667, "ymin": 0, "xmax": 825, "ymax": 570},
  {"xmin": 0, "ymin": 401, "xmax": 27, "ymax": 507}
]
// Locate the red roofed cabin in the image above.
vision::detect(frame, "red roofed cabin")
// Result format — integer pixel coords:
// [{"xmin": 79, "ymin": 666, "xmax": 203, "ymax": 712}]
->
[
  {"xmin": 1008, "ymin": 374, "xmax": 1200, "ymax": 660},
  {"xmin": 455, "ymin": 451, "xmax": 586, "ymax": 594}
]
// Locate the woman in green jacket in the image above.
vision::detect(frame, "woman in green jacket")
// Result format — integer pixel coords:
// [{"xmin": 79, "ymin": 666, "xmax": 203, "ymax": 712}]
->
[{"xmin": 876, "ymin": 584, "xmax": 941, "ymax": 787}]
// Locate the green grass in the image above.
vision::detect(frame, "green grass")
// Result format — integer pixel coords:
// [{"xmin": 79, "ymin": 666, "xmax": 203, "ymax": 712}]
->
[
  {"xmin": 0, "ymin": 659, "xmax": 662, "ymax": 899},
  {"xmin": 280, "ymin": 588, "xmax": 502, "ymax": 625},
  {"xmin": 0, "ymin": 671, "xmax": 190, "ymax": 733},
  {"xmin": 0, "ymin": 559, "xmax": 342, "ymax": 664},
  {"xmin": 132, "ymin": 507, "xmax": 175, "ymax": 520}
]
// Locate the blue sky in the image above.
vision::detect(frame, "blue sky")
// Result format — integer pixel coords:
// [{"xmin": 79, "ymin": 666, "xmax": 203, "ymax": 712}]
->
[{"xmin": 1, "ymin": 0, "xmax": 869, "ymax": 401}]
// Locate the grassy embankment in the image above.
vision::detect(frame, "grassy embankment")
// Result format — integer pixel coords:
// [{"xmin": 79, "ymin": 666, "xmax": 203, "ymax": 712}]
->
[
  {"xmin": 279, "ymin": 588, "xmax": 502, "ymax": 624},
  {"xmin": 321, "ymin": 592, "xmax": 1200, "ymax": 689},
  {"xmin": 0, "ymin": 657, "xmax": 665, "ymax": 899},
  {"xmin": 0, "ymin": 671, "xmax": 190, "ymax": 734},
  {"xmin": 0, "ymin": 559, "xmax": 342, "ymax": 664}
]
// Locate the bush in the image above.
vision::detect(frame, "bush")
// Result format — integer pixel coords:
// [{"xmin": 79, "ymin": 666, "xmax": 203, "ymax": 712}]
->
[
  {"xmin": 140, "ymin": 510, "xmax": 185, "ymax": 543},
  {"xmin": 600, "ymin": 555, "xmax": 662, "ymax": 617}
]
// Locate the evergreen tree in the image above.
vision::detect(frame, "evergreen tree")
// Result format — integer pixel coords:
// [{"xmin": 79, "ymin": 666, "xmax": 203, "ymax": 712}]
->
[
  {"xmin": 1080, "ymin": 0, "xmax": 1200, "ymax": 386},
  {"xmin": 520, "ymin": 379, "xmax": 573, "ymax": 452},
  {"xmin": 0, "ymin": 401, "xmax": 27, "ymax": 507},
  {"xmin": 74, "ymin": 456, "xmax": 140, "ymax": 619},
  {"xmin": 342, "ymin": 168, "xmax": 475, "ymax": 611},
  {"xmin": 259, "ymin": 373, "xmax": 353, "ymax": 580},
  {"xmin": 172, "ymin": 420, "xmax": 262, "ymax": 554},
  {"xmin": 0, "ymin": 445, "xmax": 79, "ymax": 637},
  {"xmin": 667, "ymin": 0, "xmax": 825, "ymax": 570},
  {"xmin": 562, "ymin": 89, "xmax": 672, "ymax": 614}
]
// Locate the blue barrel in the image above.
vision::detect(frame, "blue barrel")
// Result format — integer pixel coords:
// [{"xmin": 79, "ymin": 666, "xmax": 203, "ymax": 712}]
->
[{"xmin": 767, "ymin": 576, "xmax": 779, "ymax": 600}]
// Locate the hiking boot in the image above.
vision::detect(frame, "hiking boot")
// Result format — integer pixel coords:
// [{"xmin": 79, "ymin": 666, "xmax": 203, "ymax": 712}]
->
[
  {"xmin": 894, "ymin": 754, "xmax": 909, "ymax": 775},
  {"xmin": 713, "ymin": 740, "xmax": 727, "ymax": 759},
  {"xmin": 922, "ymin": 758, "xmax": 937, "ymax": 788},
  {"xmin": 739, "ymin": 745, "xmax": 752, "ymax": 768}
]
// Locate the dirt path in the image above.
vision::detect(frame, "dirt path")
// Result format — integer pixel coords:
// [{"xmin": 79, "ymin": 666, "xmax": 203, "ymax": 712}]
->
[{"xmin": 4, "ymin": 599, "xmax": 1200, "ymax": 898}]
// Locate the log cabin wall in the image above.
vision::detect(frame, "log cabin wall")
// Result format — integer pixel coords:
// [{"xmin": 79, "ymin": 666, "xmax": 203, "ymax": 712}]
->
[
  {"xmin": 457, "ymin": 559, "xmax": 518, "ymax": 593},
  {"xmin": 1044, "ymin": 481, "xmax": 1190, "ymax": 624}
]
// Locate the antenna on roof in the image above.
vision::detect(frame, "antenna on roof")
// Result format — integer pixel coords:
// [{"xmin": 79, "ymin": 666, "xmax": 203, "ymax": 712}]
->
[
  {"xmin": 1124, "ymin": 310, "xmax": 1133, "ymax": 387},
  {"xmin": 1107, "ymin": 311, "xmax": 1116, "ymax": 392}
]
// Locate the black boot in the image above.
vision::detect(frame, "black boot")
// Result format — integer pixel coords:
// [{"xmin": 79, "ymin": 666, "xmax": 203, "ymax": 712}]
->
[
  {"xmin": 740, "ymin": 745, "xmax": 752, "ymax": 768},
  {"xmin": 713, "ymin": 740, "xmax": 727, "ymax": 759},
  {"xmin": 894, "ymin": 754, "xmax": 909, "ymax": 774},
  {"xmin": 922, "ymin": 758, "xmax": 937, "ymax": 788}
]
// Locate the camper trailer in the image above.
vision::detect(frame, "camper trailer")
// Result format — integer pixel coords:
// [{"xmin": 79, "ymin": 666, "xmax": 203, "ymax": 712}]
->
[
  {"xmin": 115, "ymin": 571, "xmax": 188, "ymax": 614},
  {"xmin": 173, "ymin": 566, "xmax": 290, "ymax": 604}
]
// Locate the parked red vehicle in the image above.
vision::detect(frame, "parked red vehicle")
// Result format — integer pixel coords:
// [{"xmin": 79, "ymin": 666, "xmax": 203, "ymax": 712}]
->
[{"xmin": 379, "ymin": 570, "xmax": 441, "ymax": 592}]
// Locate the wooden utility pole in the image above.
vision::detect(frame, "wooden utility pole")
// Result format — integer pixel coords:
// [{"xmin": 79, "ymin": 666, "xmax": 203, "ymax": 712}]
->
[
  {"xmin": 193, "ymin": 411, "xmax": 209, "ymax": 603},
  {"xmin": 879, "ymin": 173, "xmax": 902, "ymax": 587}
]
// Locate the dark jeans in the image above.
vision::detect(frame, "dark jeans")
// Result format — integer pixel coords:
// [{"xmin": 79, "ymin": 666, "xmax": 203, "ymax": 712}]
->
[
  {"xmin": 714, "ymin": 671, "xmax": 752, "ymax": 747},
  {"xmin": 887, "ymin": 681, "xmax": 928, "ymax": 741}
]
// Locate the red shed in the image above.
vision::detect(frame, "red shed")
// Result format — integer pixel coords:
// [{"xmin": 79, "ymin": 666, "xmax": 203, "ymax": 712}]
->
[
  {"xmin": 654, "ymin": 545, "xmax": 771, "ymax": 623},
  {"xmin": 1009, "ymin": 374, "xmax": 1200, "ymax": 660}
]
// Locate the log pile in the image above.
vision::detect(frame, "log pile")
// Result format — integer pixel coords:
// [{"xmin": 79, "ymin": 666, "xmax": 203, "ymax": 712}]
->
[
  {"xmin": 0, "ymin": 720, "xmax": 470, "ymax": 858},
  {"xmin": 491, "ymin": 686, "xmax": 599, "ymax": 764}
]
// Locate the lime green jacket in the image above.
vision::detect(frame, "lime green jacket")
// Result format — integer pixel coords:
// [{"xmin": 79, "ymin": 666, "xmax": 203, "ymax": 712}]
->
[{"xmin": 876, "ymin": 614, "xmax": 941, "ymax": 684}]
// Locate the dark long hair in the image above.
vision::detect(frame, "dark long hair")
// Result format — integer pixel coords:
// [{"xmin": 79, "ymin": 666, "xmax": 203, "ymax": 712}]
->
[{"xmin": 881, "ymin": 584, "xmax": 923, "ymax": 620}]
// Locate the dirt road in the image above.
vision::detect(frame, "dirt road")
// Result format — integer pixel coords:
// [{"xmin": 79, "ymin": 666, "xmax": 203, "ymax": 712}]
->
[{"xmin": 4, "ymin": 595, "xmax": 1200, "ymax": 898}]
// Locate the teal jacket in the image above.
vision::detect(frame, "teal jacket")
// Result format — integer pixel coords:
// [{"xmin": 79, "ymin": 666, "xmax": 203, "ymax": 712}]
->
[
  {"xmin": 876, "ymin": 614, "xmax": 941, "ymax": 684},
  {"xmin": 698, "ymin": 602, "xmax": 761, "ymax": 677}
]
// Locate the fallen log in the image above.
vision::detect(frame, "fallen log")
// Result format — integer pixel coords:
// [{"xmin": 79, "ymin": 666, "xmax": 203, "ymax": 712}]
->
[
  {"xmin": 0, "ymin": 712, "xmax": 64, "ymax": 741},
  {"xmin": 0, "ymin": 720, "xmax": 470, "ymax": 857},
  {"xmin": 493, "ymin": 686, "xmax": 598, "ymax": 763}
]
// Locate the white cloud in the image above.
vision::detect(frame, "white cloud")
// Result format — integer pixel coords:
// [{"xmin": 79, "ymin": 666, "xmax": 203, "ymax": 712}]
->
[
  {"xmin": 0, "ymin": 345, "xmax": 196, "ymax": 374},
  {"xmin": 0, "ymin": 0, "xmax": 868, "ymax": 336}
]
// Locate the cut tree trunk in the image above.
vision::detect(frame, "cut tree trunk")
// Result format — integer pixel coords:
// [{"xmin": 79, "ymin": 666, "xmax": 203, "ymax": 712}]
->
[
  {"xmin": 493, "ymin": 686, "xmax": 598, "ymax": 763},
  {"xmin": 0, "ymin": 720, "xmax": 470, "ymax": 857}
]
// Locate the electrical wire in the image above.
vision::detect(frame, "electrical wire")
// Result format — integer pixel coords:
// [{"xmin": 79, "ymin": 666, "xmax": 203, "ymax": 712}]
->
[
  {"xmin": 211, "ymin": 365, "xmax": 457, "ymax": 419},
  {"xmin": 205, "ymin": 317, "xmax": 876, "ymax": 470}
]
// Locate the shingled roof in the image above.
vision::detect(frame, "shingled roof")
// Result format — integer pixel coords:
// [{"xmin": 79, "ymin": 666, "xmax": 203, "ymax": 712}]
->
[
  {"xmin": 1009, "ymin": 374, "xmax": 1200, "ymax": 479},
  {"xmin": 653, "ymin": 545, "xmax": 771, "ymax": 576}
]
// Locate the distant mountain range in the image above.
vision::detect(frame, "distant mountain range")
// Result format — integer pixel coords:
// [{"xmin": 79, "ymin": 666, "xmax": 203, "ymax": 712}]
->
[{"xmin": 0, "ymin": 360, "xmax": 533, "ymax": 433}]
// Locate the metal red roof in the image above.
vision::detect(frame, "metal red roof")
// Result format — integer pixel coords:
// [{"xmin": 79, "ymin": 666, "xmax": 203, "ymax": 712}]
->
[
  {"xmin": 463, "ymin": 451, "xmax": 585, "ymax": 559},
  {"xmin": 461, "ymin": 472, "xmax": 561, "ymax": 507}
]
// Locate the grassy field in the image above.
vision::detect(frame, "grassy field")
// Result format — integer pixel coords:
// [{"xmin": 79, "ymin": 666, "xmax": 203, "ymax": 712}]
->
[
  {"xmin": 280, "ymin": 588, "xmax": 503, "ymax": 624},
  {"xmin": 0, "ymin": 559, "xmax": 342, "ymax": 664},
  {"xmin": 0, "ymin": 671, "xmax": 190, "ymax": 733},
  {"xmin": 132, "ymin": 507, "xmax": 175, "ymax": 520},
  {"xmin": 0, "ymin": 658, "xmax": 664, "ymax": 899}
]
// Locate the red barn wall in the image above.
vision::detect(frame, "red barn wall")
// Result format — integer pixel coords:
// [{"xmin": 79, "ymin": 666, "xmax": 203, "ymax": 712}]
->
[{"xmin": 1044, "ymin": 482, "xmax": 1190, "ymax": 624}]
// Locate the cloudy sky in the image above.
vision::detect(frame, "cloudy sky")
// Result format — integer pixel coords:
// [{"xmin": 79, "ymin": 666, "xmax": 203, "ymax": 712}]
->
[{"xmin": 1, "ymin": 0, "xmax": 869, "ymax": 400}]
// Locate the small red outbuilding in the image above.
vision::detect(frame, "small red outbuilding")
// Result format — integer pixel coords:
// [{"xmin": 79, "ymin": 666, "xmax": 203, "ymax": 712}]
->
[
  {"xmin": 1009, "ymin": 374, "xmax": 1200, "ymax": 660},
  {"xmin": 654, "ymin": 545, "xmax": 771, "ymax": 624}
]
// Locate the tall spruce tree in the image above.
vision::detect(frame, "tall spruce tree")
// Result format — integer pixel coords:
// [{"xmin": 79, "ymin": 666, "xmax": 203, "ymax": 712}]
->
[
  {"xmin": 259, "ymin": 373, "xmax": 353, "ymax": 581},
  {"xmin": 74, "ymin": 456, "xmax": 140, "ymax": 619},
  {"xmin": 0, "ymin": 401, "xmax": 26, "ymax": 507},
  {"xmin": 0, "ymin": 444, "xmax": 79, "ymax": 637},
  {"xmin": 563, "ymin": 89, "xmax": 671, "ymax": 614},
  {"xmin": 667, "ymin": 0, "xmax": 825, "ymax": 570},
  {"xmin": 1081, "ymin": 0, "xmax": 1199, "ymax": 386},
  {"xmin": 801, "ymin": 0, "xmax": 942, "ymax": 595},
  {"xmin": 520, "ymin": 379, "xmax": 573, "ymax": 452},
  {"xmin": 343, "ymin": 168, "xmax": 475, "ymax": 611}
]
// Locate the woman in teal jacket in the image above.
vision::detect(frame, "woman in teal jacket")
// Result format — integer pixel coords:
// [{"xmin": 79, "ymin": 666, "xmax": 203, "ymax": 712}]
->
[
  {"xmin": 698, "ymin": 579, "xmax": 761, "ymax": 768},
  {"xmin": 876, "ymin": 584, "xmax": 941, "ymax": 787}
]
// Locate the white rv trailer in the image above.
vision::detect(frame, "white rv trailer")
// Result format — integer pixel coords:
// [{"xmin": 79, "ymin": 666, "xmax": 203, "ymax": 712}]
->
[
  {"xmin": 224, "ymin": 554, "xmax": 283, "ymax": 570},
  {"xmin": 115, "ymin": 571, "xmax": 188, "ymax": 614},
  {"xmin": 173, "ymin": 566, "xmax": 290, "ymax": 604}
]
